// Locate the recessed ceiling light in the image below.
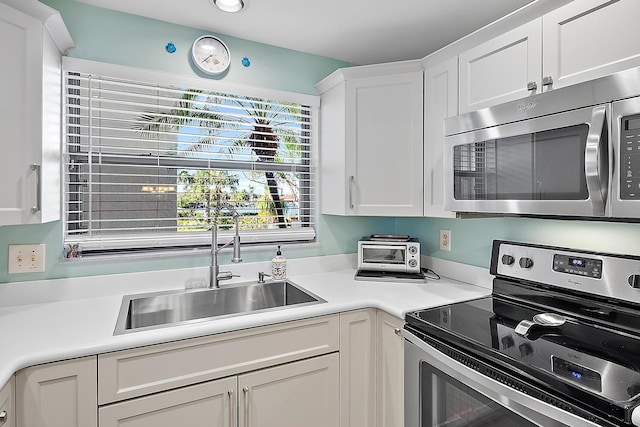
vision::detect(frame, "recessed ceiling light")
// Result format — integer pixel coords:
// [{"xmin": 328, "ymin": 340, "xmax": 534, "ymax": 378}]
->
[{"xmin": 211, "ymin": 0, "xmax": 245, "ymax": 13}]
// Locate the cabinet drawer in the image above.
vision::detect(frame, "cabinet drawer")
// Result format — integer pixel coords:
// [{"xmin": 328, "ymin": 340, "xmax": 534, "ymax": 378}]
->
[
  {"xmin": 99, "ymin": 376, "xmax": 236, "ymax": 427},
  {"xmin": 98, "ymin": 314, "xmax": 339, "ymax": 404}
]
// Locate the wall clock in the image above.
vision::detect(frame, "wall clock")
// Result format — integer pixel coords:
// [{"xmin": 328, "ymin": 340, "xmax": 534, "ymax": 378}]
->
[{"xmin": 191, "ymin": 35, "xmax": 231, "ymax": 75}]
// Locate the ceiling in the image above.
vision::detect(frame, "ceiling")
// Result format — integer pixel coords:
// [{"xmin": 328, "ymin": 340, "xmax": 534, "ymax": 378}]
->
[{"xmin": 75, "ymin": 0, "xmax": 535, "ymax": 65}]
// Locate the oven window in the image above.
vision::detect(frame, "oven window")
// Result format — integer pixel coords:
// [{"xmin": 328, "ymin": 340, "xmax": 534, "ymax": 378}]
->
[
  {"xmin": 453, "ymin": 124, "xmax": 590, "ymax": 201},
  {"xmin": 420, "ymin": 362, "xmax": 537, "ymax": 427},
  {"xmin": 361, "ymin": 246, "xmax": 406, "ymax": 265}
]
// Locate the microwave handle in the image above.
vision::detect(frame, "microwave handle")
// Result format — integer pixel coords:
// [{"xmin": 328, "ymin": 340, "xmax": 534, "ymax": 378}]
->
[{"xmin": 585, "ymin": 106, "xmax": 608, "ymax": 216}]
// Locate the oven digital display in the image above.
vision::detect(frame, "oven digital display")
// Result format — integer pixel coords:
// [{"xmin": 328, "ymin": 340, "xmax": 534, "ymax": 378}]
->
[
  {"xmin": 552, "ymin": 356, "xmax": 602, "ymax": 392},
  {"xmin": 569, "ymin": 257, "xmax": 586, "ymax": 267},
  {"xmin": 553, "ymin": 254, "xmax": 602, "ymax": 279}
]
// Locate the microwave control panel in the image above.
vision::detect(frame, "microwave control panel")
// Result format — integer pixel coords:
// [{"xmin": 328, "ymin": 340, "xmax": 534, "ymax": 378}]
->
[{"xmin": 621, "ymin": 114, "xmax": 640, "ymax": 199}]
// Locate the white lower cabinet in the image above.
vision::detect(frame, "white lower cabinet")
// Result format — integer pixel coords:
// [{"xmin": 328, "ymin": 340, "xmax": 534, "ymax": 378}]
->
[
  {"xmin": 239, "ymin": 353, "xmax": 339, "ymax": 427},
  {"xmin": 99, "ymin": 377, "xmax": 236, "ymax": 427},
  {"xmin": 340, "ymin": 309, "xmax": 377, "ymax": 427},
  {"xmin": 12, "ymin": 310, "xmax": 404, "ymax": 427},
  {"xmin": 376, "ymin": 311, "xmax": 404, "ymax": 427},
  {"xmin": 99, "ymin": 354, "xmax": 339, "ymax": 427},
  {"xmin": 15, "ymin": 356, "xmax": 97, "ymax": 427},
  {"xmin": 0, "ymin": 376, "xmax": 15, "ymax": 427}
]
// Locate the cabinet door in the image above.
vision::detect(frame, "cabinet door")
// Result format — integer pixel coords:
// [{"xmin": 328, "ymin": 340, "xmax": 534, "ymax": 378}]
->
[
  {"xmin": 346, "ymin": 72, "xmax": 424, "ymax": 216},
  {"xmin": 0, "ymin": 3, "xmax": 41, "ymax": 225},
  {"xmin": 543, "ymin": 0, "xmax": 640, "ymax": 90},
  {"xmin": 99, "ymin": 377, "xmax": 236, "ymax": 427},
  {"xmin": 376, "ymin": 311, "xmax": 404, "ymax": 427},
  {"xmin": 459, "ymin": 19, "xmax": 542, "ymax": 113},
  {"xmin": 424, "ymin": 57, "xmax": 458, "ymax": 218},
  {"xmin": 340, "ymin": 309, "xmax": 376, "ymax": 427},
  {"xmin": 16, "ymin": 356, "xmax": 97, "ymax": 427},
  {"xmin": 0, "ymin": 377, "xmax": 14, "ymax": 427},
  {"xmin": 238, "ymin": 353, "xmax": 339, "ymax": 427}
]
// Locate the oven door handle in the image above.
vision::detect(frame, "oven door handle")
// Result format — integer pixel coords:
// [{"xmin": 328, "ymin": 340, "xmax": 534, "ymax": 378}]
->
[
  {"xmin": 585, "ymin": 105, "xmax": 609, "ymax": 216},
  {"xmin": 404, "ymin": 331, "xmax": 604, "ymax": 427}
]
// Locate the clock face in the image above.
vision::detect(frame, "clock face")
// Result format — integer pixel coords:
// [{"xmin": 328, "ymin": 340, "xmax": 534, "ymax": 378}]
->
[{"xmin": 192, "ymin": 36, "xmax": 231, "ymax": 75}]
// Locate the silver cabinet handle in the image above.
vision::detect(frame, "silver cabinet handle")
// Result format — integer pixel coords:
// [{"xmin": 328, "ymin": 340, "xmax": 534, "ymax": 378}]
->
[
  {"xmin": 348, "ymin": 176, "xmax": 355, "ymax": 210},
  {"xmin": 394, "ymin": 328, "xmax": 402, "ymax": 336},
  {"xmin": 30, "ymin": 163, "xmax": 41, "ymax": 214},
  {"xmin": 0, "ymin": 410, "xmax": 7, "ymax": 426},
  {"xmin": 584, "ymin": 105, "xmax": 608, "ymax": 216},
  {"xmin": 243, "ymin": 386, "xmax": 249, "ymax": 427},
  {"xmin": 228, "ymin": 390, "xmax": 234, "ymax": 427},
  {"xmin": 542, "ymin": 76, "xmax": 554, "ymax": 87},
  {"xmin": 527, "ymin": 81, "xmax": 538, "ymax": 91}
]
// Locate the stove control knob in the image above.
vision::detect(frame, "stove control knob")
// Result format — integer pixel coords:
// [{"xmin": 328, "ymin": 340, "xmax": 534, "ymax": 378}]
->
[
  {"xmin": 519, "ymin": 343, "xmax": 533, "ymax": 357},
  {"xmin": 519, "ymin": 257, "xmax": 534, "ymax": 269},
  {"xmin": 501, "ymin": 335, "xmax": 514, "ymax": 350},
  {"xmin": 629, "ymin": 274, "xmax": 640, "ymax": 289},
  {"xmin": 501, "ymin": 254, "xmax": 515, "ymax": 266}
]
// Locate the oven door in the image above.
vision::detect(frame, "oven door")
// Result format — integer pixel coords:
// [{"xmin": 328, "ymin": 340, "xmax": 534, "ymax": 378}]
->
[
  {"xmin": 404, "ymin": 331, "xmax": 602, "ymax": 427},
  {"xmin": 444, "ymin": 105, "xmax": 610, "ymax": 217}
]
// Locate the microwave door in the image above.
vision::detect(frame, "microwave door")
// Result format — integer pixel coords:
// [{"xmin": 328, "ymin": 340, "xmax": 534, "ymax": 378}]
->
[
  {"xmin": 445, "ymin": 105, "xmax": 610, "ymax": 217},
  {"xmin": 611, "ymin": 96, "xmax": 640, "ymax": 218}
]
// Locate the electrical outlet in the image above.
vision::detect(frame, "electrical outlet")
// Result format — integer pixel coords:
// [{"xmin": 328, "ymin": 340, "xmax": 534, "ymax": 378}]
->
[
  {"xmin": 439, "ymin": 229, "xmax": 451, "ymax": 252},
  {"xmin": 8, "ymin": 244, "xmax": 46, "ymax": 274}
]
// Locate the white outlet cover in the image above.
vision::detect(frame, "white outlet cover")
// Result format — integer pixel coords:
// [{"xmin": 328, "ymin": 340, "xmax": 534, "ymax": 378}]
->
[
  {"xmin": 8, "ymin": 244, "xmax": 46, "ymax": 274},
  {"xmin": 439, "ymin": 230, "xmax": 451, "ymax": 252}
]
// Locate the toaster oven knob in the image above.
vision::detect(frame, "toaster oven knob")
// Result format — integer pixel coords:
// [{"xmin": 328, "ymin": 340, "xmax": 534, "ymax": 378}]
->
[
  {"xmin": 629, "ymin": 274, "xmax": 640, "ymax": 289},
  {"xmin": 408, "ymin": 246, "xmax": 418, "ymax": 255},
  {"xmin": 501, "ymin": 254, "xmax": 515, "ymax": 266},
  {"xmin": 519, "ymin": 257, "xmax": 534, "ymax": 269},
  {"xmin": 408, "ymin": 259, "xmax": 418, "ymax": 268}
]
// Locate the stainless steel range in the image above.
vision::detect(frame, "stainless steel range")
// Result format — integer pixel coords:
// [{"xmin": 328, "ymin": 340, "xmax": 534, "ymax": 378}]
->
[{"xmin": 405, "ymin": 240, "xmax": 640, "ymax": 426}]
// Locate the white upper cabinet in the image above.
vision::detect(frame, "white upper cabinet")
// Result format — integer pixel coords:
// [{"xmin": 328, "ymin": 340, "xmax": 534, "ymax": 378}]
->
[
  {"xmin": 458, "ymin": 19, "xmax": 542, "ymax": 114},
  {"xmin": 317, "ymin": 63, "xmax": 424, "ymax": 216},
  {"xmin": 458, "ymin": 0, "xmax": 640, "ymax": 113},
  {"xmin": 0, "ymin": 1, "xmax": 73, "ymax": 226},
  {"xmin": 543, "ymin": 0, "xmax": 640, "ymax": 90},
  {"xmin": 424, "ymin": 57, "xmax": 458, "ymax": 218}
]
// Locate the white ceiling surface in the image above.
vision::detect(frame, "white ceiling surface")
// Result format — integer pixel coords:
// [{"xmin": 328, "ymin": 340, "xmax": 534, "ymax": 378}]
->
[{"xmin": 75, "ymin": 0, "xmax": 535, "ymax": 65}]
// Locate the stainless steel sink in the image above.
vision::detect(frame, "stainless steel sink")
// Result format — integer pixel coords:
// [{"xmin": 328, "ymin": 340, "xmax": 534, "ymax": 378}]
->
[{"xmin": 114, "ymin": 280, "xmax": 326, "ymax": 334}]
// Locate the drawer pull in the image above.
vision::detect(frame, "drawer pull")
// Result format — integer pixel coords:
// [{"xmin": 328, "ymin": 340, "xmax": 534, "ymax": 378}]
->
[
  {"xmin": 394, "ymin": 327, "xmax": 402, "ymax": 336},
  {"xmin": 228, "ymin": 390, "xmax": 234, "ymax": 427},
  {"xmin": 243, "ymin": 387, "xmax": 249, "ymax": 427},
  {"xmin": 0, "ymin": 410, "xmax": 7, "ymax": 425}
]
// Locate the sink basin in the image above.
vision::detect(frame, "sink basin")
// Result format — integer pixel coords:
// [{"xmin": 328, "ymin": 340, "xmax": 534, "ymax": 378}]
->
[{"xmin": 114, "ymin": 280, "xmax": 326, "ymax": 334}]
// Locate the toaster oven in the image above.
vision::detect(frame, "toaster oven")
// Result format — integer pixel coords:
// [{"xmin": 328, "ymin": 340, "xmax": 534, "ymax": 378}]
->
[{"xmin": 357, "ymin": 234, "xmax": 421, "ymax": 274}]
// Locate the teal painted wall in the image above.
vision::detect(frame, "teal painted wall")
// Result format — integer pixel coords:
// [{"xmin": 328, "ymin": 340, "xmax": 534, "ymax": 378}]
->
[
  {"xmin": 0, "ymin": 0, "xmax": 396, "ymax": 283},
  {"xmin": 4, "ymin": 0, "xmax": 640, "ymax": 284},
  {"xmin": 395, "ymin": 217, "xmax": 640, "ymax": 269},
  {"xmin": 42, "ymin": 0, "xmax": 348, "ymax": 94}
]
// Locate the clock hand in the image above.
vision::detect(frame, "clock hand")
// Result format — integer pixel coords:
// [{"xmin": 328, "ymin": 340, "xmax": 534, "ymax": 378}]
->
[{"xmin": 202, "ymin": 54, "xmax": 213, "ymax": 64}]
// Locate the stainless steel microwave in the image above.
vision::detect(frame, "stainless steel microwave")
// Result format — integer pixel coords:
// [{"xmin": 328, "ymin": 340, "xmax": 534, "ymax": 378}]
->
[{"xmin": 444, "ymin": 66, "xmax": 640, "ymax": 219}]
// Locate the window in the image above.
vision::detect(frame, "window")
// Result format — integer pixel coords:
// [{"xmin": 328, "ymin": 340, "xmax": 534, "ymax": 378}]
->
[{"xmin": 62, "ymin": 59, "xmax": 317, "ymax": 253}]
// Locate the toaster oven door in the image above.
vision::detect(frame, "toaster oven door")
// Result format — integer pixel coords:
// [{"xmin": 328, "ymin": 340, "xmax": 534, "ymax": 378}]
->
[{"xmin": 359, "ymin": 244, "xmax": 407, "ymax": 271}]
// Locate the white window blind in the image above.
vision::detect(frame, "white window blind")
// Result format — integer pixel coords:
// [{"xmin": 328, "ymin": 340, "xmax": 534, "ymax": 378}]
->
[{"xmin": 63, "ymin": 63, "xmax": 316, "ymax": 252}]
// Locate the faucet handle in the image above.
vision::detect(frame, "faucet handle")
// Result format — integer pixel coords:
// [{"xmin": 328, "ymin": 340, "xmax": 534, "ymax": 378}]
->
[{"xmin": 217, "ymin": 271, "xmax": 240, "ymax": 281}]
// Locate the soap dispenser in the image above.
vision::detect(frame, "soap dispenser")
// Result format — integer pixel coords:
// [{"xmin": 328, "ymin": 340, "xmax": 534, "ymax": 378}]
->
[{"xmin": 271, "ymin": 245, "xmax": 286, "ymax": 280}]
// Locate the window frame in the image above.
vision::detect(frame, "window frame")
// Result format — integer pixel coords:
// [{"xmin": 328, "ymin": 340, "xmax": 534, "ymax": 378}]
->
[{"xmin": 61, "ymin": 58, "xmax": 319, "ymax": 254}]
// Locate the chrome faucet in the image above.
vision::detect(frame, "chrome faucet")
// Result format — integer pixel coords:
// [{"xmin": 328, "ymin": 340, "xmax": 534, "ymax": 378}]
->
[{"xmin": 209, "ymin": 203, "xmax": 242, "ymax": 288}]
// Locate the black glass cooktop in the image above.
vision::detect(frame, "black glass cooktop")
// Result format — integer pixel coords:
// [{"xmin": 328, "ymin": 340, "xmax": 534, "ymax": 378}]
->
[{"xmin": 405, "ymin": 288, "xmax": 640, "ymax": 424}]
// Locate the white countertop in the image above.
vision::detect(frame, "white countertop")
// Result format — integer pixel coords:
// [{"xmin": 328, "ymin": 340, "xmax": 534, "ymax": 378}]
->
[{"xmin": 0, "ymin": 254, "xmax": 491, "ymax": 387}]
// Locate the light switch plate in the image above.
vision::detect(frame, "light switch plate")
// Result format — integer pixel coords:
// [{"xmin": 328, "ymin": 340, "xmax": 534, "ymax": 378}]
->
[{"xmin": 8, "ymin": 244, "xmax": 46, "ymax": 274}]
